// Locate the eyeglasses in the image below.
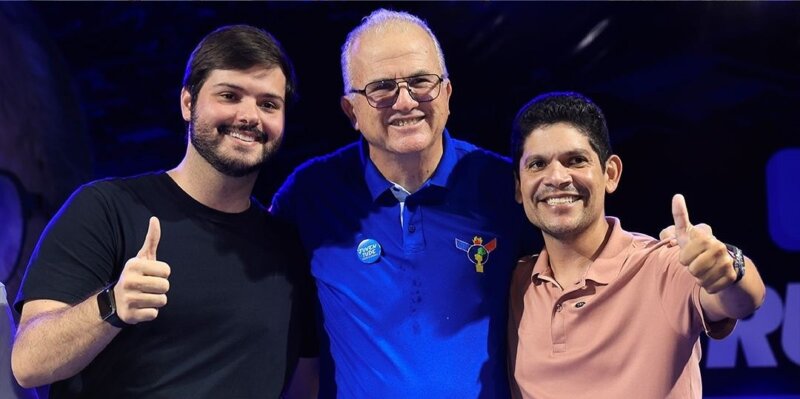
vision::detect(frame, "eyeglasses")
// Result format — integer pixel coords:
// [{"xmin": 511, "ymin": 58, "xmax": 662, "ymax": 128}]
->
[{"xmin": 349, "ymin": 74, "xmax": 445, "ymax": 109}]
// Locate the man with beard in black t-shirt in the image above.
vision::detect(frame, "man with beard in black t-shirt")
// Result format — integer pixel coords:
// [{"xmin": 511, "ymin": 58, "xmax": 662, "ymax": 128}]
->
[{"xmin": 12, "ymin": 25, "xmax": 317, "ymax": 399}]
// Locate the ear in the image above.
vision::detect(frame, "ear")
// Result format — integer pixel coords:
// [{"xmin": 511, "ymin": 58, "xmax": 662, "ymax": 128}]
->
[
  {"xmin": 514, "ymin": 176, "xmax": 523, "ymax": 204},
  {"xmin": 180, "ymin": 87, "xmax": 193, "ymax": 122},
  {"xmin": 340, "ymin": 96, "xmax": 359, "ymax": 130},
  {"xmin": 442, "ymin": 79, "xmax": 453, "ymax": 116},
  {"xmin": 604, "ymin": 154, "xmax": 623, "ymax": 194}
]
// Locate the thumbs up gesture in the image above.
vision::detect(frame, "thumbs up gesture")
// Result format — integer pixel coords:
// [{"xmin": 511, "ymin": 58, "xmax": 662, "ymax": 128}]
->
[
  {"xmin": 114, "ymin": 217, "xmax": 171, "ymax": 324},
  {"xmin": 671, "ymin": 194, "xmax": 737, "ymax": 294}
]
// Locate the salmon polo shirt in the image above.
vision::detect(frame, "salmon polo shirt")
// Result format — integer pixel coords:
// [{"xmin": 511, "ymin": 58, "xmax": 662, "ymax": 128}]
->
[{"xmin": 509, "ymin": 217, "xmax": 736, "ymax": 399}]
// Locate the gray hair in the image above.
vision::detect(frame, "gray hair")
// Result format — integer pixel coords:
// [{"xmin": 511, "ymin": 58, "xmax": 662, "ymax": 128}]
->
[{"xmin": 341, "ymin": 9, "xmax": 449, "ymax": 95}]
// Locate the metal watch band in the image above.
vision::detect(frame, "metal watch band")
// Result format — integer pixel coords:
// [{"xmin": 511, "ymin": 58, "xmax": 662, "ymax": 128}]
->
[{"xmin": 725, "ymin": 244, "xmax": 745, "ymax": 284}]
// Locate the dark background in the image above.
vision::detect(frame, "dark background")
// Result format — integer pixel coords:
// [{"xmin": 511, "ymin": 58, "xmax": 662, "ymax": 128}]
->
[{"xmin": 2, "ymin": 2, "xmax": 798, "ymax": 397}]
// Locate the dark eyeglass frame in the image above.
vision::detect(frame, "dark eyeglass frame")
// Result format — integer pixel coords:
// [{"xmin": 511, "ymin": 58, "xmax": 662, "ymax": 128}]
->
[{"xmin": 349, "ymin": 73, "xmax": 446, "ymax": 109}]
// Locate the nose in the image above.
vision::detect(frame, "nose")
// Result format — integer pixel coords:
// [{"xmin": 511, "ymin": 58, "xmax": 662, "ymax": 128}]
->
[
  {"xmin": 542, "ymin": 162, "xmax": 573, "ymax": 189},
  {"xmin": 392, "ymin": 82, "xmax": 419, "ymax": 111},
  {"xmin": 236, "ymin": 98, "xmax": 260, "ymax": 126}
]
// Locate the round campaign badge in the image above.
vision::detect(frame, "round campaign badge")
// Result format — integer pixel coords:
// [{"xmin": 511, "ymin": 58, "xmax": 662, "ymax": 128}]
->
[{"xmin": 357, "ymin": 239, "xmax": 382, "ymax": 264}]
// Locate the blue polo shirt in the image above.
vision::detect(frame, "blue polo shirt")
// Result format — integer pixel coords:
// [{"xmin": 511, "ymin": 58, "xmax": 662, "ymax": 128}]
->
[{"xmin": 271, "ymin": 131, "xmax": 539, "ymax": 398}]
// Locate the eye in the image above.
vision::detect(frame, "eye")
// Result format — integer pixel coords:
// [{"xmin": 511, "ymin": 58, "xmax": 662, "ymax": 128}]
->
[
  {"xmin": 408, "ymin": 75, "xmax": 437, "ymax": 89},
  {"xmin": 525, "ymin": 159, "xmax": 545, "ymax": 170},
  {"xmin": 219, "ymin": 92, "xmax": 238, "ymax": 102},
  {"xmin": 569, "ymin": 156, "xmax": 589, "ymax": 166},
  {"xmin": 259, "ymin": 100, "xmax": 281, "ymax": 110},
  {"xmin": 367, "ymin": 80, "xmax": 396, "ymax": 94}
]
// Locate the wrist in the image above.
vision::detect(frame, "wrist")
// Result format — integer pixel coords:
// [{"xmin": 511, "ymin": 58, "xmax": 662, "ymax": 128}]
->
[
  {"xmin": 96, "ymin": 282, "xmax": 130, "ymax": 328},
  {"xmin": 725, "ymin": 244, "xmax": 745, "ymax": 284}
]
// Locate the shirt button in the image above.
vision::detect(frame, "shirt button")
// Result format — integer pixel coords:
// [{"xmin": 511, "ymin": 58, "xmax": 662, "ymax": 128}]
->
[
  {"xmin": 408, "ymin": 224, "xmax": 416, "ymax": 233},
  {"xmin": 575, "ymin": 301, "xmax": 586, "ymax": 309}
]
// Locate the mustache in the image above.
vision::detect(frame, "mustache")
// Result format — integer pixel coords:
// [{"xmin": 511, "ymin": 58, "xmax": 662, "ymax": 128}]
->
[
  {"xmin": 219, "ymin": 124, "xmax": 268, "ymax": 143},
  {"xmin": 535, "ymin": 186, "xmax": 583, "ymax": 199}
]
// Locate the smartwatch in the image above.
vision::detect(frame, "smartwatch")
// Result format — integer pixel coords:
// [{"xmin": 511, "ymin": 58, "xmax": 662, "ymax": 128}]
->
[
  {"xmin": 725, "ymin": 244, "xmax": 745, "ymax": 284},
  {"xmin": 97, "ymin": 283, "xmax": 130, "ymax": 328}
]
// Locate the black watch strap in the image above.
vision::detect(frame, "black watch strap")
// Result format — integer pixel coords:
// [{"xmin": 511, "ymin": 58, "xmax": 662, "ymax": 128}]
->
[
  {"xmin": 726, "ymin": 244, "xmax": 745, "ymax": 284},
  {"xmin": 97, "ymin": 283, "xmax": 130, "ymax": 328}
]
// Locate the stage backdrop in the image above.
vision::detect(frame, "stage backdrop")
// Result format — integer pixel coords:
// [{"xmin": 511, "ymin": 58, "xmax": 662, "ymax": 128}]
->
[{"xmin": 2, "ymin": 2, "xmax": 798, "ymax": 398}]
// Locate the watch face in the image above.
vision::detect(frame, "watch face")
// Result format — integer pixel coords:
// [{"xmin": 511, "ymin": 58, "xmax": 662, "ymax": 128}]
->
[
  {"xmin": 97, "ymin": 287, "xmax": 115, "ymax": 319},
  {"xmin": 96, "ymin": 285, "xmax": 129, "ymax": 328}
]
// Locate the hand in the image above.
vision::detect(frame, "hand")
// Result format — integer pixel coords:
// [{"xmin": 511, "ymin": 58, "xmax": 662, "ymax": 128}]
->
[
  {"xmin": 671, "ymin": 194, "xmax": 736, "ymax": 294},
  {"xmin": 659, "ymin": 223, "xmax": 712, "ymax": 247},
  {"xmin": 114, "ymin": 217, "xmax": 171, "ymax": 324}
]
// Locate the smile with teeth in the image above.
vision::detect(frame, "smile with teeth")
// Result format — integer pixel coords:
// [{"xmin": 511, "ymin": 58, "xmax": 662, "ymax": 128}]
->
[
  {"xmin": 229, "ymin": 131, "xmax": 257, "ymax": 142},
  {"xmin": 390, "ymin": 116, "xmax": 424, "ymax": 127},
  {"xmin": 543, "ymin": 196, "xmax": 580, "ymax": 205}
]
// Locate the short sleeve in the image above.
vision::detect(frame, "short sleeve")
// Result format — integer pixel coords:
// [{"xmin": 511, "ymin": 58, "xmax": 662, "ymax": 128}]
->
[
  {"xmin": 651, "ymin": 246, "xmax": 706, "ymax": 338},
  {"xmin": 15, "ymin": 183, "xmax": 121, "ymax": 312}
]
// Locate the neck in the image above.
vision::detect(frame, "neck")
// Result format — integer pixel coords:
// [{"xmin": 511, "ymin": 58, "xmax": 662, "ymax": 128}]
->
[
  {"xmin": 368, "ymin": 142, "xmax": 443, "ymax": 194},
  {"xmin": 168, "ymin": 147, "xmax": 257, "ymax": 213},
  {"xmin": 542, "ymin": 216, "xmax": 612, "ymax": 288}
]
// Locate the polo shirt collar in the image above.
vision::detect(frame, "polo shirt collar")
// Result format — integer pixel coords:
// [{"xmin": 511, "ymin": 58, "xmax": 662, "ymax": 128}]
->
[
  {"xmin": 360, "ymin": 129, "xmax": 457, "ymax": 201},
  {"xmin": 532, "ymin": 217, "xmax": 634, "ymax": 286},
  {"xmin": 583, "ymin": 217, "xmax": 634, "ymax": 284}
]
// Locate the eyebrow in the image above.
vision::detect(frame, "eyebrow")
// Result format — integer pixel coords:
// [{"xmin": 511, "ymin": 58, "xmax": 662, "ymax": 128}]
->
[
  {"xmin": 368, "ymin": 69, "xmax": 435, "ymax": 83},
  {"xmin": 564, "ymin": 149, "xmax": 592, "ymax": 157},
  {"xmin": 212, "ymin": 83, "xmax": 285, "ymax": 102},
  {"xmin": 523, "ymin": 148, "xmax": 592, "ymax": 162}
]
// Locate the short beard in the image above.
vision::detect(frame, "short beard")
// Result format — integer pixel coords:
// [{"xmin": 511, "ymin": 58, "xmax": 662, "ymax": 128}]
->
[
  {"xmin": 538, "ymin": 223, "xmax": 584, "ymax": 241},
  {"xmin": 532, "ymin": 205, "xmax": 596, "ymax": 243},
  {"xmin": 189, "ymin": 109, "xmax": 281, "ymax": 178}
]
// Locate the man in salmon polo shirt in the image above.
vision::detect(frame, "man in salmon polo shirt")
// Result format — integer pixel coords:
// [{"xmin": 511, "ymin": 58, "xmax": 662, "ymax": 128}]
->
[{"xmin": 507, "ymin": 92, "xmax": 766, "ymax": 399}]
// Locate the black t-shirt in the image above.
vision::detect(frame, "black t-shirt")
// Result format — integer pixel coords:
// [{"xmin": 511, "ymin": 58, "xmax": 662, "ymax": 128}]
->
[{"xmin": 16, "ymin": 172, "xmax": 317, "ymax": 399}]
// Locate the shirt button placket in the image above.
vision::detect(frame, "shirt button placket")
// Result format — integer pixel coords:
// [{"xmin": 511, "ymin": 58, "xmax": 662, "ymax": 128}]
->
[{"xmin": 553, "ymin": 301, "xmax": 567, "ymax": 353}]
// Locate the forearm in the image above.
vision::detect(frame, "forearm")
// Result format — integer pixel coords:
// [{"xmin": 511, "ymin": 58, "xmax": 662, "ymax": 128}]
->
[
  {"xmin": 703, "ymin": 257, "xmax": 766, "ymax": 321},
  {"xmin": 12, "ymin": 297, "xmax": 120, "ymax": 388}
]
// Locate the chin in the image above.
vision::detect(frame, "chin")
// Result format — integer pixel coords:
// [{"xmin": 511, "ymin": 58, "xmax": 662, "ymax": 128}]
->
[
  {"xmin": 536, "ymin": 218, "xmax": 584, "ymax": 239},
  {"xmin": 391, "ymin": 135, "xmax": 437, "ymax": 154}
]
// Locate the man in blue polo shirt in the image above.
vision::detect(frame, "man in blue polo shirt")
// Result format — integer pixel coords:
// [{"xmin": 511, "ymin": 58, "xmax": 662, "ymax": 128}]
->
[{"xmin": 271, "ymin": 9, "xmax": 538, "ymax": 398}]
